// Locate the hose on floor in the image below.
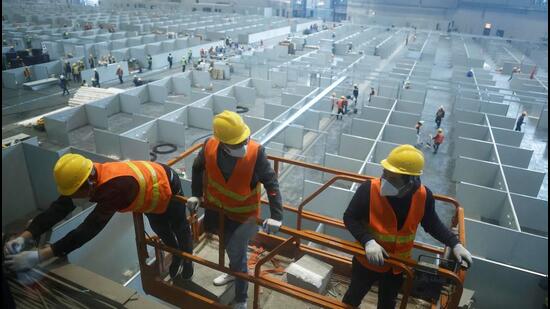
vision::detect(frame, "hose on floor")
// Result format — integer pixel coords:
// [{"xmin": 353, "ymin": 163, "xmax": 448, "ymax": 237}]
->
[{"xmin": 150, "ymin": 143, "xmax": 178, "ymax": 161}]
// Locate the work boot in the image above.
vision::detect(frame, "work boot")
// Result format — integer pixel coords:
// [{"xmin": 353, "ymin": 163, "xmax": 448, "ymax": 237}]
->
[
  {"xmin": 180, "ymin": 261, "xmax": 194, "ymax": 280},
  {"xmin": 232, "ymin": 302, "xmax": 247, "ymax": 309},
  {"xmin": 213, "ymin": 273, "xmax": 234, "ymax": 286},
  {"xmin": 169, "ymin": 257, "xmax": 182, "ymax": 279}
]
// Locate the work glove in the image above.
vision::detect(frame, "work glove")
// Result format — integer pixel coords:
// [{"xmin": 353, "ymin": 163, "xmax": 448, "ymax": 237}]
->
[
  {"xmin": 262, "ymin": 218, "xmax": 282, "ymax": 234},
  {"xmin": 364, "ymin": 239, "xmax": 388, "ymax": 266},
  {"xmin": 452, "ymin": 244, "xmax": 473, "ymax": 268},
  {"xmin": 4, "ymin": 236, "xmax": 26, "ymax": 255},
  {"xmin": 5, "ymin": 250, "xmax": 40, "ymax": 272},
  {"xmin": 186, "ymin": 196, "xmax": 200, "ymax": 212}
]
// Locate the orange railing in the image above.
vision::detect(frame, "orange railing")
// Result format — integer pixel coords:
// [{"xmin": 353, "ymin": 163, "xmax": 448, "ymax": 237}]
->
[{"xmin": 133, "ymin": 143, "xmax": 467, "ymax": 309}]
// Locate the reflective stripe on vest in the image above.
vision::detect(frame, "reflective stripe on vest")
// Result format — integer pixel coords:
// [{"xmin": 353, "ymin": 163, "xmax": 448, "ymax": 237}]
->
[
  {"xmin": 204, "ymin": 138, "xmax": 261, "ymax": 221},
  {"xmin": 125, "ymin": 161, "xmax": 161, "ymax": 213},
  {"xmin": 93, "ymin": 161, "xmax": 172, "ymax": 214},
  {"xmin": 357, "ymin": 178, "xmax": 426, "ymax": 273}
]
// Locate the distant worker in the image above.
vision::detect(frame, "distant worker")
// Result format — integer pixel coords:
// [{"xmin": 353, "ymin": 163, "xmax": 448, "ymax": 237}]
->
[
  {"xmin": 432, "ymin": 128, "xmax": 445, "ymax": 154},
  {"xmin": 187, "ymin": 49, "xmax": 193, "ymax": 63},
  {"xmin": 515, "ymin": 111, "xmax": 528, "ymax": 132},
  {"xmin": 331, "ymin": 92, "xmax": 337, "ymax": 113},
  {"xmin": 336, "ymin": 96, "xmax": 347, "ymax": 120},
  {"xmin": 435, "ymin": 106, "xmax": 445, "ymax": 129},
  {"xmin": 88, "ymin": 54, "xmax": 95, "ymax": 69},
  {"xmin": 342, "ymin": 145, "xmax": 472, "ymax": 308},
  {"xmin": 23, "ymin": 66, "xmax": 32, "ymax": 82},
  {"xmin": 147, "ymin": 54, "xmax": 153, "ymax": 70},
  {"xmin": 64, "ymin": 61, "xmax": 72, "ymax": 80},
  {"xmin": 133, "ymin": 75, "xmax": 144, "ymax": 87},
  {"xmin": 415, "ymin": 121, "xmax": 424, "ymax": 147},
  {"xmin": 369, "ymin": 87, "xmax": 375, "ymax": 102},
  {"xmin": 93, "ymin": 68, "xmax": 100, "ymax": 88},
  {"xmin": 187, "ymin": 111, "xmax": 283, "ymax": 309},
  {"xmin": 167, "ymin": 53, "xmax": 173, "ymax": 69},
  {"xmin": 353, "ymin": 84, "xmax": 359, "ymax": 104},
  {"xmin": 4, "ymin": 154, "xmax": 194, "ymax": 282},
  {"xmin": 59, "ymin": 75, "xmax": 69, "ymax": 96},
  {"xmin": 181, "ymin": 56, "xmax": 187, "ymax": 72},
  {"xmin": 116, "ymin": 65, "xmax": 124, "ymax": 84}
]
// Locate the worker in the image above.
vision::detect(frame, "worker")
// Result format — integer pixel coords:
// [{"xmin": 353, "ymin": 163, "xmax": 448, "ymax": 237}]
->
[
  {"xmin": 432, "ymin": 128, "xmax": 445, "ymax": 154},
  {"xmin": 342, "ymin": 145, "xmax": 472, "ymax": 308},
  {"xmin": 336, "ymin": 96, "xmax": 347, "ymax": 120},
  {"xmin": 435, "ymin": 106, "xmax": 445, "ymax": 129},
  {"xmin": 369, "ymin": 87, "xmax": 375, "ymax": 102},
  {"xmin": 4, "ymin": 154, "xmax": 194, "ymax": 282},
  {"xmin": 59, "ymin": 75, "xmax": 69, "ymax": 96},
  {"xmin": 331, "ymin": 92, "xmax": 337, "ymax": 113},
  {"xmin": 352, "ymin": 84, "xmax": 359, "ymax": 104},
  {"xmin": 515, "ymin": 111, "xmax": 528, "ymax": 132},
  {"xmin": 167, "ymin": 53, "xmax": 173, "ymax": 69},
  {"xmin": 94, "ymin": 68, "xmax": 100, "ymax": 88},
  {"xmin": 415, "ymin": 121, "xmax": 424, "ymax": 148},
  {"xmin": 187, "ymin": 49, "xmax": 192, "ymax": 63},
  {"xmin": 88, "ymin": 54, "xmax": 95, "ymax": 69},
  {"xmin": 64, "ymin": 61, "xmax": 72, "ymax": 80},
  {"xmin": 181, "ymin": 56, "xmax": 187, "ymax": 72},
  {"xmin": 23, "ymin": 66, "xmax": 31, "ymax": 82},
  {"xmin": 147, "ymin": 54, "xmax": 153, "ymax": 70},
  {"xmin": 187, "ymin": 111, "xmax": 283, "ymax": 309},
  {"xmin": 116, "ymin": 65, "xmax": 123, "ymax": 84}
]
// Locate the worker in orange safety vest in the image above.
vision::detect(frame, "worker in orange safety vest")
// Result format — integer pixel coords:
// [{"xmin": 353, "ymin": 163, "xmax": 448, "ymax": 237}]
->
[
  {"xmin": 187, "ymin": 110, "xmax": 283, "ymax": 309},
  {"xmin": 4, "ymin": 154, "xmax": 194, "ymax": 282},
  {"xmin": 342, "ymin": 145, "xmax": 472, "ymax": 308}
]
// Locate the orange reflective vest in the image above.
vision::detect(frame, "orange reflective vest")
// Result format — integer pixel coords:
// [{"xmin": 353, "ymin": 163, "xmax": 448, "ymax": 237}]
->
[
  {"xmin": 204, "ymin": 138, "xmax": 261, "ymax": 223},
  {"xmin": 357, "ymin": 178, "xmax": 426, "ymax": 274},
  {"xmin": 93, "ymin": 161, "xmax": 172, "ymax": 214}
]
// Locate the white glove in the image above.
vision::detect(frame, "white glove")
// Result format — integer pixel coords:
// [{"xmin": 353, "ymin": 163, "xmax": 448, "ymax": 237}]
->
[
  {"xmin": 4, "ymin": 236, "xmax": 26, "ymax": 255},
  {"xmin": 186, "ymin": 196, "xmax": 200, "ymax": 212},
  {"xmin": 452, "ymin": 244, "xmax": 473, "ymax": 267},
  {"xmin": 5, "ymin": 251, "xmax": 40, "ymax": 272},
  {"xmin": 364, "ymin": 240, "xmax": 388, "ymax": 266},
  {"xmin": 262, "ymin": 218, "xmax": 282, "ymax": 234}
]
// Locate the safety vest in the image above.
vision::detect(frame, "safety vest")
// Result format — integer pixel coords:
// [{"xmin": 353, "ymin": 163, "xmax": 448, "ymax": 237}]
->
[
  {"xmin": 204, "ymin": 138, "xmax": 261, "ymax": 222},
  {"xmin": 357, "ymin": 178, "xmax": 426, "ymax": 274},
  {"xmin": 93, "ymin": 161, "xmax": 172, "ymax": 214}
]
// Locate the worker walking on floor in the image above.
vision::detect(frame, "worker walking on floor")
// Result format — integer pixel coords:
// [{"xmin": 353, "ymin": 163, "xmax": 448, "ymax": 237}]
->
[
  {"xmin": 432, "ymin": 128, "xmax": 445, "ymax": 154},
  {"xmin": 435, "ymin": 106, "xmax": 445, "ymax": 129},
  {"xmin": 515, "ymin": 111, "xmax": 528, "ymax": 131},
  {"xmin": 59, "ymin": 75, "xmax": 69, "ymax": 96},
  {"xmin": 116, "ymin": 65, "xmax": 123, "ymax": 84},
  {"xmin": 187, "ymin": 111, "xmax": 283, "ymax": 309},
  {"xmin": 167, "ymin": 53, "xmax": 173, "ymax": 69},
  {"xmin": 181, "ymin": 56, "xmax": 187, "ymax": 72},
  {"xmin": 4, "ymin": 154, "xmax": 194, "ymax": 282},
  {"xmin": 342, "ymin": 145, "xmax": 472, "ymax": 309},
  {"xmin": 336, "ymin": 96, "xmax": 347, "ymax": 120}
]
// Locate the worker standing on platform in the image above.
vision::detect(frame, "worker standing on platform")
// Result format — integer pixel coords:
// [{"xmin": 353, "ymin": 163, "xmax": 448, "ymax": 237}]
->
[
  {"xmin": 515, "ymin": 111, "xmax": 528, "ymax": 132},
  {"xmin": 435, "ymin": 106, "xmax": 445, "ymax": 129},
  {"xmin": 167, "ymin": 53, "xmax": 173, "ymax": 69},
  {"xmin": 94, "ymin": 68, "xmax": 100, "ymax": 88},
  {"xmin": 187, "ymin": 111, "xmax": 283, "ymax": 309},
  {"xmin": 147, "ymin": 54, "xmax": 153, "ymax": 70},
  {"xmin": 4, "ymin": 154, "xmax": 194, "ymax": 282},
  {"xmin": 342, "ymin": 145, "xmax": 472, "ymax": 309},
  {"xmin": 116, "ymin": 65, "xmax": 124, "ymax": 84},
  {"xmin": 181, "ymin": 56, "xmax": 187, "ymax": 72}
]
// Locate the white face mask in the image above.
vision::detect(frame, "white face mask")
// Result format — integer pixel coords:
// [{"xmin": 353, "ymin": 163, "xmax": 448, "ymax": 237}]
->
[
  {"xmin": 224, "ymin": 144, "xmax": 247, "ymax": 158},
  {"xmin": 380, "ymin": 178, "xmax": 406, "ymax": 197}
]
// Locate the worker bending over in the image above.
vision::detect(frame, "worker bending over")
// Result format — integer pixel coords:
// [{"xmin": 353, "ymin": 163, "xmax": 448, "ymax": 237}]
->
[
  {"xmin": 187, "ymin": 110, "xmax": 283, "ymax": 309},
  {"xmin": 4, "ymin": 154, "xmax": 194, "ymax": 281},
  {"xmin": 342, "ymin": 145, "xmax": 472, "ymax": 308}
]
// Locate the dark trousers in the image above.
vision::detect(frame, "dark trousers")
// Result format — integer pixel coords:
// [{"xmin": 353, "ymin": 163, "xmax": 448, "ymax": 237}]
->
[
  {"xmin": 337, "ymin": 108, "xmax": 344, "ymax": 119},
  {"xmin": 435, "ymin": 117, "xmax": 442, "ymax": 129},
  {"xmin": 515, "ymin": 124, "xmax": 522, "ymax": 131},
  {"xmin": 342, "ymin": 257, "xmax": 404, "ymax": 308},
  {"xmin": 118, "ymin": 75, "xmax": 123, "ymax": 84},
  {"xmin": 182, "ymin": 65, "xmax": 186, "ymax": 72},
  {"xmin": 433, "ymin": 142, "xmax": 441, "ymax": 153},
  {"xmin": 145, "ymin": 197, "xmax": 193, "ymax": 266},
  {"xmin": 148, "ymin": 62, "xmax": 152, "ymax": 70},
  {"xmin": 62, "ymin": 86, "xmax": 69, "ymax": 95},
  {"xmin": 169, "ymin": 61, "xmax": 172, "ymax": 69}
]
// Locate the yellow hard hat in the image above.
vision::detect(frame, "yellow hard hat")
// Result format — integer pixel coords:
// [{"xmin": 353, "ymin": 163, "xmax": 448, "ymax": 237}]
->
[
  {"xmin": 380, "ymin": 144, "xmax": 424, "ymax": 176},
  {"xmin": 437, "ymin": 128, "xmax": 443, "ymax": 133},
  {"xmin": 213, "ymin": 110, "xmax": 250, "ymax": 145},
  {"xmin": 53, "ymin": 153, "xmax": 93, "ymax": 196}
]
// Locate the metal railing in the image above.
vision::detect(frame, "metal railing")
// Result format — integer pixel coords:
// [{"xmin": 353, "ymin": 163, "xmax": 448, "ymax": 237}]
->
[{"xmin": 134, "ymin": 143, "xmax": 468, "ymax": 308}]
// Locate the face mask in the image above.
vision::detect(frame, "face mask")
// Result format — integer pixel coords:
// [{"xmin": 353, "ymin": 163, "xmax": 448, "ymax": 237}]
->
[
  {"xmin": 224, "ymin": 144, "xmax": 247, "ymax": 158},
  {"xmin": 380, "ymin": 178, "xmax": 407, "ymax": 197}
]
